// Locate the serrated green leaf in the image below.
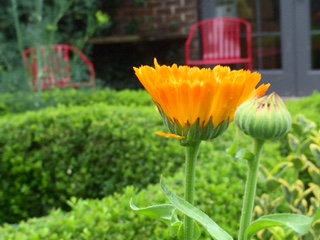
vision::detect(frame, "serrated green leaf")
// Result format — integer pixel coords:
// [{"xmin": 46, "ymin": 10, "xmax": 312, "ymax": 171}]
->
[
  {"xmin": 245, "ymin": 213, "xmax": 314, "ymax": 240},
  {"xmin": 289, "ymin": 155, "xmax": 307, "ymax": 172},
  {"xmin": 268, "ymin": 226, "xmax": 286, "ymax": 239},
  {"xmin": 270, "ymin": 162, "xmax": 292, "ymax": 178},
  {"xmin": 309, "ymin": 183, "xmax": 320, "ymax": 200},
  {"xmin": 291, "ymin": 122, "xmax": 304, "ymax": 136},
  {"xmin": 288, "ymin": 133, "xmax": 300, "ymax": 152},
  {"xmin": 160, "ymin": 180, "xmax": 233, "ymax": 240},
  {"xmin": 312, "ymin": 209, "xmax": 320, "ymax": 225},
  {"xmin": 299, "ymin": 139, "xmax": 313, "ymax": 153},
  {"xmin": 310, "ymin": 143, "xmax": 320, "ymax": 167},
  {"xmin": 177, "ymin": 221, "xmax": 201, "ymax": 240},
  {"xmin": 130, "ymin": 199, "xmax": 176, "ymax": 226},
  {"xmin": 130, "ymin": 200, "xmax": 183, "ymax": 237},
  {"xmin": 235, "ymin": 148, "xmax": 255, "ymax": 162},
  {"xmin": 171, "ymin": 219, "xmax": 183, "ymax": 237},
  {"xmin": 259, "ymin": 165, "xmax": 271, "ymax": 182},
  {"xmin": 294, "ymin": 115, "xmax": 316, "ymax": 134},
  {"xmin": 266, "ymin": 178, "xmax": 280, "ymax": 192},
  {"xmin": 308, "ymin": 166, "xmax": 320, "ymax": 185}
]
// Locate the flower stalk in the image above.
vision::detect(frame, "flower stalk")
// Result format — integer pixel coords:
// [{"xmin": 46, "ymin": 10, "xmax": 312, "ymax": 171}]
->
[
  {"xmin": 184, "ymin": 141, "xmax": 201, "ymax": 240},
  {"xmin": 238, "ymin": 138, "xmax": 265, "ymax": 240},
  {"xmin": 235, "ymin": 93, "xmax": 292, "ymax": 240}
]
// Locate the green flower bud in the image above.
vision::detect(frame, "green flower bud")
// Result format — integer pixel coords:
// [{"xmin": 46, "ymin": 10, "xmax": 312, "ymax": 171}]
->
[{"xmin": 235, "ymin": 92, "xmax": 292, "ymax": 140}]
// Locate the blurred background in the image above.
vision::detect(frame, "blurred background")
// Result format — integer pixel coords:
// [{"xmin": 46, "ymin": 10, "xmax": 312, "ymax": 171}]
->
[{"xmin": 1, "ymin": 0, "xmax": 320, "ymax": 95}]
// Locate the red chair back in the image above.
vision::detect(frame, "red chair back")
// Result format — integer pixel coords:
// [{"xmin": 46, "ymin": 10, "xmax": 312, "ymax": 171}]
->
[
  {"xmin": 185, "ymin": 17, "xmax": 253, "ymax": 70},
  {"xmin": 23, "ymin": 45, "xmax": 95, "ymax": 90}
]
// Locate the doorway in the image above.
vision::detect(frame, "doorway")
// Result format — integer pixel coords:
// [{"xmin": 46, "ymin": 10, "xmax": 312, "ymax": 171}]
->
[
  {"xmin": 201, "ymin": 0, "xmax": 320, "ymax": 96},
  {"xmin": 246, "ymin": 0, "xmax": 320, "ymax": 96},
  {"xmin": 294, "ymin": 0, "xmax": 320, "ymax": 95}
]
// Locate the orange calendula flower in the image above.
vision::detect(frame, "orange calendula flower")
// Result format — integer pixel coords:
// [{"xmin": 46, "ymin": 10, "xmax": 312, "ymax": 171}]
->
[{"xmin": 134, "ymin": 59, "xmax": 270, "ymax": 142}]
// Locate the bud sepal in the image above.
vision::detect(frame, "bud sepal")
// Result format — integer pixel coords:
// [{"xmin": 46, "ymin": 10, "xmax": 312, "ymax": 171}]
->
[
  {"xmin": 157, "ymin": 105, "xmax": 230, "ymax": 144},
  {"xmin": 235, "ymin": 92, "xmax": 292, "ymax": 140}
]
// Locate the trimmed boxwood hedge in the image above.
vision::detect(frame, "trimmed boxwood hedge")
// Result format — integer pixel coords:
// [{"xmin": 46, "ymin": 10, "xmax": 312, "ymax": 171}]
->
[
  {"xmin": 0, "ymin": 121, "xmax": 285, "ymax": 239},
  {"xmin": 0, "ymin": 147, "xmax": 248, "ymax": 240},
  {"xmin": 0, "ymin": 103, "xmax": 183, "ymax": 224},
  {"xmin": 0, "ymin": 101, "xmax": 284, "ymax": 226},
  {"xmin": 0, "ymin": 87, "xmax": 299, "ymax": 234},
  {"xmin": 0, "ymin": 88, "xmax": 153, "ymax": 116}
]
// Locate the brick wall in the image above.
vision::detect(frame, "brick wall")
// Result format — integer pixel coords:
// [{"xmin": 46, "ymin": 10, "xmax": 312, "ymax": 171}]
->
[{"xmin": 111, "ymin": 0, "xmax": 198, "ymax": 38}]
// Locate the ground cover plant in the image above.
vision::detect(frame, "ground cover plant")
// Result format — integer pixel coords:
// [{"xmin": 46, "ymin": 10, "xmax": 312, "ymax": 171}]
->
[
  {"xmin": 0, "ymin": 102, "xmax": 182, "ymax": 223},
  {"xmin": 286, "ymin": 91, "xmax": 320, "ymax": 126},
  {"xmin": 251, "ymin": 115, "xmax": 320, "ymax": 239},
  {"xmin": 0, "ymin": 145, "xmax": 249, "ymax": 240},
  {"xmin": 0, "ymin": 90, "xmax": 319, "ymax": 239},
  {"xmin": 0, "ymin": 121, "xmax": 315, "ymax": 239}
]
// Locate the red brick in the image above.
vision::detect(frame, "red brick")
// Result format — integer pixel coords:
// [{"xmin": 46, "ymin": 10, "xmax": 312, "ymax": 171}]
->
[
  {"xmin": 109, "ymin": 0, "xmax": 197, "ymax": 37},
  {"xmin": 146, "ymin": 1, "xmax": 164, "ymax": 9}
]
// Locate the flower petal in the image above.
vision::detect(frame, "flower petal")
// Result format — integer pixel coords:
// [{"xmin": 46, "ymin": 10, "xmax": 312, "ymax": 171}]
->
[
  {"xmin": 134, "ymin": 59, "xmax": 270, "ymax": 141},
  {"xmin": 155, "ymin": 132, "xmax": 185, "ymax": 140}
]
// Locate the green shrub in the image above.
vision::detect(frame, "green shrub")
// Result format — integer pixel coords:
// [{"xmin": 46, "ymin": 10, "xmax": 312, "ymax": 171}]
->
[
  {"xmin": 0, "ymin": 88, "xmax": 153, "ymax": 116},
  {"xmin": 0, "ymin": 124, "xmax": 283, "ymax": 238},
  {"xmin": 0, "ymin": 146, "xmax": 248, "ymax": 239},
  {"xmin": 0, "ymin": 103, "xmax": 183, "ymax": 223},
  {"xmin": 1, "ymin": 91, "xmax": 314, "ymax": 235},
  {"xmin": 0, "ymin": 125, "xmax": 315, "ymax": 239},
  {"xmin": 0, "ymin": 96, "xmax": 313, "ymax": 238},
  {"xmin": 286, "ymin": 91, "xmax": 320, "ymax": 126},
  {"xmin": 253, "ymin": 115, "xmax": 320, "ymax": 239}
]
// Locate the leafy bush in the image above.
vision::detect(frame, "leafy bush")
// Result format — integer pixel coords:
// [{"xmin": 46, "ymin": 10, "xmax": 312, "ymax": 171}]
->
[
  {"xmin": 0, "ymin": 103, "xmax": 182, "ymax": 223},
  {"xmin": 286, "ymin": 91, "xmax": 320, "ymax": 126},
  {"xmin": 0, "ymin": 123, "xmax": 285, "ymax": 239},
  {"xmin": 2, "ymin": 92, "xmax": 317, "ymax": 238},
  {"xmin": 0, "ymin": 88, "xmax": 153, "ymax": 116},
  {"xmin": 254, "ymin": 115, "xmax": 320, "ymax": 239},
  {"xmin": 0, "ymin": 146, "xmax": 248, "ymax": 239}
]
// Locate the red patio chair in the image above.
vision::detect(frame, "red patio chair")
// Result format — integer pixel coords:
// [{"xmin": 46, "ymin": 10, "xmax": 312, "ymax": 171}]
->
[
  {"xmin": 23, "ymin": 44, "xmax": 96, "ymax": 91},
  {"xmin": 185, "ymin": 17, "xmax": 253, "ymax": 71}
]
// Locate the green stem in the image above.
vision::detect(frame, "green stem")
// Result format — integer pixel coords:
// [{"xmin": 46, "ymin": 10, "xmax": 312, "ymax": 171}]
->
[
  {"xmin": 184, "ymin": 141, "xmax": 201, "ymax": 240},
  {"xmin": 238, "ymin": 138, "xmax": 265, "ymax": 240}
]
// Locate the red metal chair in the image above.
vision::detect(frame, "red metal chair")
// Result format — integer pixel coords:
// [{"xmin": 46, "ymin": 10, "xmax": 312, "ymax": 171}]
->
[
  {"xmin": 185, "ymin": 17, "xmax": 253, "ymax": 71},
  {"xmin": 23, "ymin": 44, "xmax": 96, "ymax": 91}
]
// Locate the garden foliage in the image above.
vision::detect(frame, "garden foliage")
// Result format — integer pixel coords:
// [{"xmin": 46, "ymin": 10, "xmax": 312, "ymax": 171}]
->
[
  {"xmin": 0, "ymin": 148, "xmax": 247, "ymax": 239},
  {"xmin": 0, "ymin": 101, "xmax": 181, "ymax": 223},
  {"xmin": 254, "ymin": 115, "xmax": 320, "ymax": 239},
  {"xmin": 0, "ymin": 91, "xmax": 320, "ymax": 238},
  {"xmin": 0, "ymin": 88, "xmax": 152, "ymax": 116},
  {"xmin": 286, "ymin": 91, "xmax": 320, "ymax": 126},
  {"xmin": 0, "ymin": 0, "xmax": 112, "ymax": 93}
]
